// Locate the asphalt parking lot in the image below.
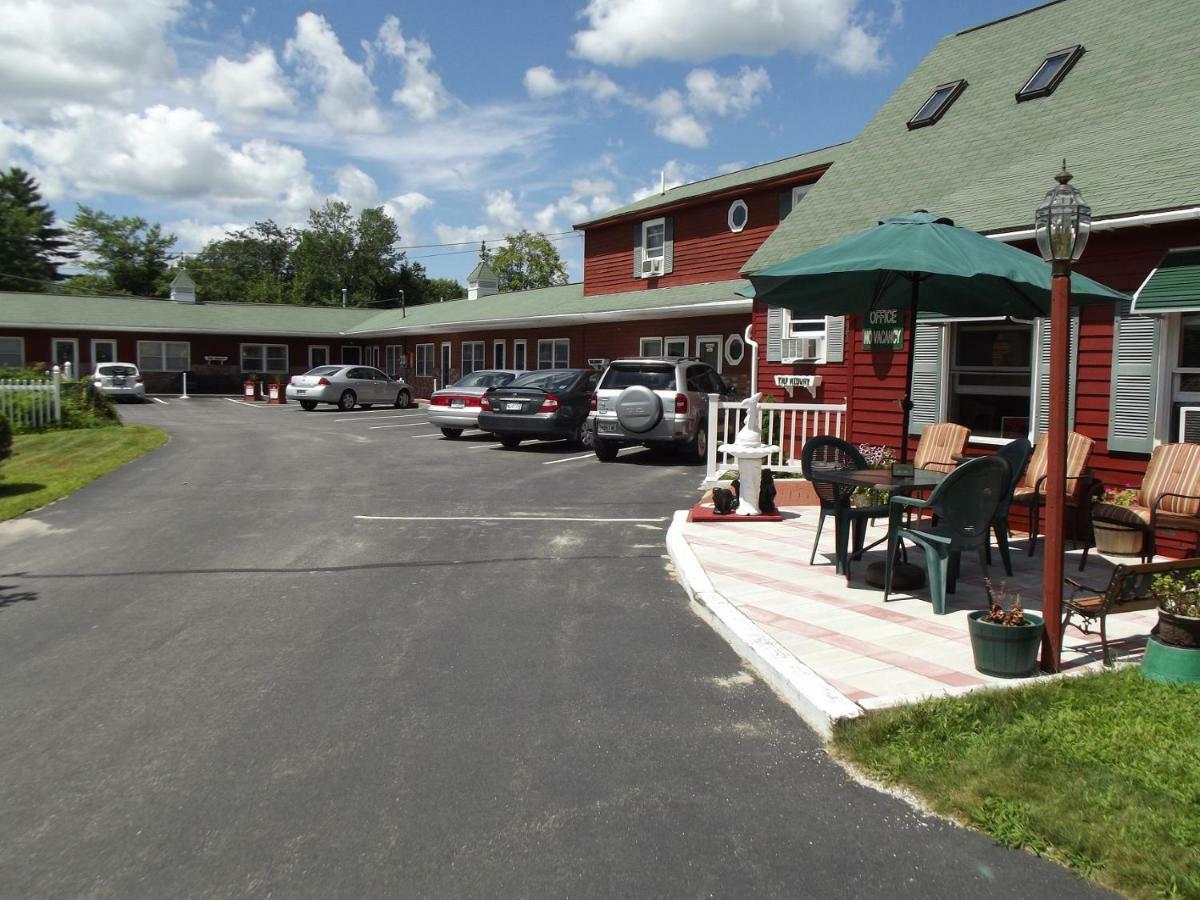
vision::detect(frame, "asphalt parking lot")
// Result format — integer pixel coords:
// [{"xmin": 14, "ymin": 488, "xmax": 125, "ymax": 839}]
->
[{"xmin": 0, "ymin": 397, "xmax": 1104, "ymax": 898}]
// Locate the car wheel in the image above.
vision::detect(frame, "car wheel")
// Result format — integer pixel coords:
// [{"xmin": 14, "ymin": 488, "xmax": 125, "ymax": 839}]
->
[
  {"xmin": 441, "ymin": 427, "xmax": 463, "ymax": 439},
  {"xmin": 338, "ymin": 390, "xmax": 357, "ymax": 411},
  {"xmin": 681, "ymin": 420, "xmax": 708, "ymax": 463},
  {"xmin": 499, "ymin": 435, "xmax": 522, "ymax": 449},
  {"xmin": 571, "ymin": 419, "xmax": 594, "ymax": 450},
  {"xmin": 394, "ymin": 390, "xmax": 411, "ymax": 408},
  {"xmin": 594, "ymin": 438, "xmax": 619, "ymax": 462},
  {"xmin": 299, "ymin": 400, "xmax": 317, "ymax": 411}
]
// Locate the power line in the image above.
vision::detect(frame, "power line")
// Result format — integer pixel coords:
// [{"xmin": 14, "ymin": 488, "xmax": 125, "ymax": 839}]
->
[{"xmin": 396, "ymin": 229, "xmax": 578, "ymax": 251}]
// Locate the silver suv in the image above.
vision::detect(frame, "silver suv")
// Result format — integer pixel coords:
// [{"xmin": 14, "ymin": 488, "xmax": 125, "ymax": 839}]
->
[{"xmin": 589, "ymin": 357, "xmax": 732, "ymax": 462}]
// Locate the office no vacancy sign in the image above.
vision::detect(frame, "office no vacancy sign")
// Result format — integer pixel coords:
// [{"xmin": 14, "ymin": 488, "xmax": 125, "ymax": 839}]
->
[{"xmin": 863, "ymin": 308, "xmax": 904, "ymax": 350}]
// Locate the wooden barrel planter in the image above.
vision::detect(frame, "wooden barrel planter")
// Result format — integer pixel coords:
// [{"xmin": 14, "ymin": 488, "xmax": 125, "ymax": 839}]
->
[
  {"xmin": 1092, "ymin": 519, "xmax": 1143, "ymax": 556},
  {"xmin": 967, "ymin": 611, "xmax": 1044, "ymax": 678}
]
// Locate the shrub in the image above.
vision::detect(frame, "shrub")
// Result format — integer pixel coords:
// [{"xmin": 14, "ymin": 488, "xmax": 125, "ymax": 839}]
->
[
  {"xmin": 60, "ymin": 379, "xmax": 121, "ymax": 429},
  {"xmin": 0, "ymin": 412, "xmax": 11, "ymax": 463}
]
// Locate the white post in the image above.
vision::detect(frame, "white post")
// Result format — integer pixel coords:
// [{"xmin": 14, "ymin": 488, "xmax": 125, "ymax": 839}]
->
[
  {"xmin": 51, "ymin": 365, "xmax": 62, "ymax": 422},
  {"xmin": 706, "ymin": 393, "xmax": 719, "ymax": 480},
  {"xmin": 63, "ymin": 360, "xmax": 72, "ymax": 381},
  {"xmin": 180, "ymin": 371, "xmax": 190, "ymax": 400},
  {"xmin": 743, "ymin": 323, "xmax": 758, "ymax": 397}
]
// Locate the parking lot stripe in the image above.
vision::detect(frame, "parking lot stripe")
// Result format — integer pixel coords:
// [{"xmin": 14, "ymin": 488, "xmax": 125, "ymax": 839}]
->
[
  {"xmin": 355, "ymin": 515, "xmax": 668, "ymax": 523},
  {"xmin": 153, "ymin": 397, "xmax": 168, "ymax": 405},
  {"xmin": 334, "ymin": 413, "xmax": 424, "ymax": 422},
  {"xmin": 368, "ymin": 422, "xmax": 432, "ymax": 429},
  {"xmin": 542, "ymin": 453, "xmax": 595, "ymax": 466}
]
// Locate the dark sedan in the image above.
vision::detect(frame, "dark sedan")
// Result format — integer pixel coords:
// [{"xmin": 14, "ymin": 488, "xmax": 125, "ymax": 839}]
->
[{"xmin": 477, "ymin": 368, "xmax": 601, "ymax": 449}]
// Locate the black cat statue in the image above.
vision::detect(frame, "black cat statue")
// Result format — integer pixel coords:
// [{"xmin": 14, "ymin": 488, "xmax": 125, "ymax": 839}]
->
[
  {"xmin": 758, "ymin": 468, "xmax": 778, "ymax": 516},
  {"xmin": 712, "ymin": 487, "xmax": 736, "ymax": 515}
]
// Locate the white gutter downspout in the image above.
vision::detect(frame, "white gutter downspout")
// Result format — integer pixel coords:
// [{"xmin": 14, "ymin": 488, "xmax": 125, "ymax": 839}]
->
[
  {"xmin": 744, "ymin": 322, "xmax": 758, "ymax": 396},
  {"xmin": 987, "ymin": 206, "xmax": 1200, "ymax": 243}
]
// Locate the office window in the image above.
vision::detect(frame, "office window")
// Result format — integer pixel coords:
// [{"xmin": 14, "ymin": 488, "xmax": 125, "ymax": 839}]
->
[
  {"xmin": 241, "ymin": 343, "xmax": 288, "ymax": 373},
  {"xmin": 537, "ymin": 338, "xmax": 569, "ymax": 369},
  {"xmin": 415, "ymin": 343, "xmax": 434, "ymax": 377},
  {"xmin": 138, "ymin": 340, "xmax": 190, "ymax": 372}
]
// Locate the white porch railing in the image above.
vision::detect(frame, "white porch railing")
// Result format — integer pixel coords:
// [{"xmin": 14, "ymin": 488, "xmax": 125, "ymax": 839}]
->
[
  {"xmin": 0, "ymin": 367, "xmax": 63, "ymax": 431},
  {"xmin": 705, "ymin": 393, "xmax": 846, "ymax": 482}
]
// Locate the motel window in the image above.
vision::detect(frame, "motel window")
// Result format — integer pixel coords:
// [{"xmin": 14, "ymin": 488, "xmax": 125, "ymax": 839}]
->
[
  {"xmin": 415, "ymin": 343, "xmax": 434, "ymax": 378},
  {"xmin": 309, "ymin": 345, "xmax": 329, "ymax": 368},
  {"xmin": 0, "ymin": 337, "xmax": 24, "ymax": 368},
  {"xmin": 385, "ymin": 345, "xmax": 405, "ymax": 377},
  {"xmin": 665, "ymin": 336, "xmax": 689, "ymax": 358},
  {"xmin": 634, "ymin": 216, "xmax": 673, "ymax": 278},
  {"xmin": 947, "ymin": 322, "xmax": 1034, "ymax": 440},
  {"xmin": 1016, "ymin": 45, "xmax": 1084, "ymax": 101},
  {"xmin": 137, "ymin": 340, "xmax": 190, "ymax": 372},
  {"xmin": 906, "ymin": 80, "xmax": 967, "ymax": 129},
  {"xmin": 462, "ymin": 341, "xmax": 485, "ymax": 376},
  {"xmin": 538, "ymin": 338, "xmax": 569, "ymax": 369},
  {"xmin": 639, "ymin": 337, "xmax": 664, "ymax": 357},
  {"xmin": 513, "ymin": 340, "xmax": 527, "ymax": 370},
  {"xmin": 241, "ymin": 343, "xmax": 288, "ymax": 374},
  {"xmin": 493, "ymin": 340, "xmax": 506, "ymax": 369},
  {"xmin": 766, "ymin": 308, "xmax": 845, "ymax": 365}
]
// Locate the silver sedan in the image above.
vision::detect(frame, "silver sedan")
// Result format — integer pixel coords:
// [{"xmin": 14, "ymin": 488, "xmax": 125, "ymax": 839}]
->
[
  {"xmin": 287, "ymin": 365, "xmax": 413, "ymax": 411},
  {"xmin": 427, "ymin": 369, "xmax": 525, "ymax": 437}
]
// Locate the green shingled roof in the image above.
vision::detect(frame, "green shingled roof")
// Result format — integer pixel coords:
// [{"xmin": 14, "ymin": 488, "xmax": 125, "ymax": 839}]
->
[
  {"xmin": 746, "ymin": 0, "xmax": 1200, "ymax": 273},
  {"xmin": 0, "ymin": 292, "xmax": 375, "ymax": 335},
  {"xmin": 575, "ymin": 143, "xmax": 850, "ymax": 228},
  {"xmin": 346, "ymin": 279, "xmax": 749, "ymax": 335}
]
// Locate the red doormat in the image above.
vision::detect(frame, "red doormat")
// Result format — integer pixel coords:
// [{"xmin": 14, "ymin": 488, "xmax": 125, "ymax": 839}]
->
[{"xmin": 689, "ymin": 503, "xmax": 784, "ymax": 523}]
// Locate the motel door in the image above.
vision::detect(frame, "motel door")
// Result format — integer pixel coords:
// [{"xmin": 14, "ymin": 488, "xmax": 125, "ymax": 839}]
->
[
  {"xmin": 697, "ymin": 336, "xmax": 722, "ymax": 373},
  {"xmin": 341, "ymin": 346, "xmax": 362, "ymax": 365},
  {"xmin": 52, "ymin": 338, "xmax": 78, "ymax": 375}
]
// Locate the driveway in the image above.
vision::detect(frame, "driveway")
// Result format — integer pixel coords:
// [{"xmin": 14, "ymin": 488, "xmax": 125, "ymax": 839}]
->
[{"xmin": 0, "ymin": 399, "xmax": 1106, "ymax": 898}]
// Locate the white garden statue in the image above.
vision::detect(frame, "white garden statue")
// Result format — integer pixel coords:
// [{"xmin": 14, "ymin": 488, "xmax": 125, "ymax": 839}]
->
[{"xmin": 718, "ymin": 392, "xmax": 778, "ymax": 515}]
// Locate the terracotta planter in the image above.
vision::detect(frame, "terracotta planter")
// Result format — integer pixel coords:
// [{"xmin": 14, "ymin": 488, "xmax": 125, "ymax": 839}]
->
[{"xmin": 1093, "ymin": 519, "xmax": 1143, "ymax": 556}]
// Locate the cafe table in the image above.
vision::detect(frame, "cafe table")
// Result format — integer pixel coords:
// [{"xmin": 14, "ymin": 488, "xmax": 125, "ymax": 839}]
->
[{"xmin": 808, "ymin": 467, "xmax": 946, "ymax": 582}]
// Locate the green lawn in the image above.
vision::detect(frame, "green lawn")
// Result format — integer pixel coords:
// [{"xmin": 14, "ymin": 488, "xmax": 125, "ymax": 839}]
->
[
  {"xmin": 833, "ymin": 669, "xmax": 1200, "ymax": 898},
  {"xmin": 0, "ymin": 425, "xmax": 168, "ymax": 521}
]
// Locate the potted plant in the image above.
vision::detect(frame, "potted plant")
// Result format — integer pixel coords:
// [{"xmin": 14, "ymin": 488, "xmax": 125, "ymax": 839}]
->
[
  {"xmin": 1093, "ymin": 486, "xmax": 1143, "ymax": 556},
  {"xmin": 966, "ymin": 580, "xmax": 1045, "ymax": 677},
  {"xmin": 1142, "ymin": 570, "xmax": 1200, "ymax": 684},
  {"xmin": 853, "ymin": 443, "xmax": 895, "ymax": 508}
]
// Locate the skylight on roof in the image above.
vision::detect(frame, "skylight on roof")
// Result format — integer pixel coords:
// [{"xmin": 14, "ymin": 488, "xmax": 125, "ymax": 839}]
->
[
  {"xmin": 1017, "ymin": 45, "xmax": 1084, "ymax": 101},
  {"xmin": 906, "ymin": 80, "xmax": 967, "ymax": 130}
]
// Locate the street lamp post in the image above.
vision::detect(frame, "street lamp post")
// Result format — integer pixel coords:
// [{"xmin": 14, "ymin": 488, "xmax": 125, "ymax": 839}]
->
[{"xmin": 1034, "ymin": 161, "xmax": 1091, "ymax": 672}]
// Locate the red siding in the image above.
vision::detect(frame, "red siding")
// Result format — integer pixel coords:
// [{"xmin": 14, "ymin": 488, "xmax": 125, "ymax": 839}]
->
[{"xmin": 583, "ymin": 174, "xmax": 825, "ymax": 296}]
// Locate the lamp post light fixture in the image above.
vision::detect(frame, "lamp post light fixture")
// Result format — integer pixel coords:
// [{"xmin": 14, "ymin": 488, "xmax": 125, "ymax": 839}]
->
[{"xmin": 1035, "ymin": 161, "xmax": 1092, "ymax": 672}]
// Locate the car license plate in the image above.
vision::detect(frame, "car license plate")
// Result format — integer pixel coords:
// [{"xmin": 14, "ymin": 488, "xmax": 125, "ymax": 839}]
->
[
  {"xmin": 451, "ymin": 399, "xmax": 464, "ymax": 408},
  {"xmin": 295, "ymin": 389, "xmax": 306, "ymax": 394},
  {"xmin": 598, "ymin": 420, "xmax": 618, "ymax": 434},
  {"xmin": 505, "ymin": 402, "xmax": 522, "ymax": 411}
]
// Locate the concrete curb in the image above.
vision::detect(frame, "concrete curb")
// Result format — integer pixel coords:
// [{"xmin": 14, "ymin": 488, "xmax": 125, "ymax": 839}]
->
[{"xmin": 666, "ymin": 510, "xmax": 864, "ymax": 739}]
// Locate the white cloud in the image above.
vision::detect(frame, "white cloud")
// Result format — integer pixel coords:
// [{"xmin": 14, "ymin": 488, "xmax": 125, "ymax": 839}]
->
[
  {"xmin": 0, "ymin": 0, "xmax": 186, "ymax": 115},
  {"xmin": 433, "ymin": 222, "xmax": 491, "ymax": 247},
  {"xmin": 201, "ymin": 47, "xmax": 293, "ymax": 123},
  {"xmin": 284, "ymin": 12, "xmax": 385, "ymax": 134},
  {"xmin": 826, "ymin": 24, "xmax": 884, "ymax": 74},
  {"xmin": 334, "ymin": 165, "xmax": 379, "ymax": 210},
  {"xmin": 571, "ymin": 0, "xmax": 885, "ymax": 72},
  {"xmin": 524, "ymin": 66, "xmax": 565, "ymax": 99},
  {"xmin": 383, "ymin": 191, "xmax": 432, "ymax": 241},
  {"xmin": 630, "ymin": 160, "xmax": 692, "ymax": 201},
  {"xmin": 241, "ymin": 6, "xmax": 256, "ymax": 26},
  {"xmin": 10, "ymin": 104, "xmax": 320, "ymax": 212},
  {"xmin": 484, "ymin": 190, "xmax": 523, "ymax": 231},
  {"xmin": 685, "ymin": 67, "xmax": 770, "ymax": 116},
  {"xmin": 376, "ymin": 16, "xmax": 455, "ymax": 121},
  {"xmin": 170, "ymin": 219, "xmax": 248, "ymax": 253}
]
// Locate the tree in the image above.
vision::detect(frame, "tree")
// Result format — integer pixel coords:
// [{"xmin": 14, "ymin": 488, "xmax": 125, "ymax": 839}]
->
[
  {"xmin": 190, "ymin": 221, "xmax": 297, "ymax": 304},
  {"xmin": 0, "ymin": 167, "xmax": 75, "ymax": 291},
  {"xmin": 421, "ymin": 277, "xmax": 465, "ymax": 304},
  {"xmin": 290, "ymin": 200, "xmax": 408, "ymax": 307},
  {"xmin": 68, "ymin": 206, "xmax": 176, "ymax": 297},
  {"xmin": 490, "ymin": 230, "xmax": 568, "ymax": 293}
]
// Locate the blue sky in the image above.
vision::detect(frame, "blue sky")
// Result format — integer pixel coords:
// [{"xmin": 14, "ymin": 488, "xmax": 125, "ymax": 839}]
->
[{"xmin": 0, "ymin": 0, "xmax": 1039, "ymax": 288}]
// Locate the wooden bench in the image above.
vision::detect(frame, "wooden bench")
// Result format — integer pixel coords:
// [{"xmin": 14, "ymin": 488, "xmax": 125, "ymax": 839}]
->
[{"xmin": 1062, "ymin": 556, "xmax": 1200, "ymax": 664}]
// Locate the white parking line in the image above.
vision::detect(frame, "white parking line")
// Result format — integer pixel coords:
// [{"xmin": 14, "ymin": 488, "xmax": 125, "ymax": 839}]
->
[
  {"xmin": 356, "ymin": 515, "xmax": 667, "ymax": 523},
  {"xmin": 467, "ymin": 443, "xmax": 498, "ymax": 449},
  {"xmin": 334, "ymin": 413, "xmax": 424, "ymax": 422},
  {"xmin": 542, "ymin": 453, "xmax": 595, "ymax": 466},
  {"xmin": 153, "ymin": 397, "xmax": 168, "ymax": 405},
  {"xmin": 368, "ymin": 422, "xmax": 433, "ymax": 429}
]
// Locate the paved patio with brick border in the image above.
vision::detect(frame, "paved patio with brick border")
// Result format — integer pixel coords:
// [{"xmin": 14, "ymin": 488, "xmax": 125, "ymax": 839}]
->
[{"xmin": 678, "ymin": 505, "xmax": 1159, "ymax": 712}]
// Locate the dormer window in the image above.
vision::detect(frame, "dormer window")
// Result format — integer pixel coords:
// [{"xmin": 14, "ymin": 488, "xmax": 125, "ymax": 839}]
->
[
  {"xmin": 906, "ymin": 79, "xmax": 967, "ymax": 130},
  {"xmin": 634, "ymin": 216, "xmax": 673, "ymax": 278},
  {"xmin": 728, "ymin": 200, "xmax": 749, "ymax": 233},
  {"xmin": 1016, "ymin": 45, "xmax": 1084, "ymax": 101}
]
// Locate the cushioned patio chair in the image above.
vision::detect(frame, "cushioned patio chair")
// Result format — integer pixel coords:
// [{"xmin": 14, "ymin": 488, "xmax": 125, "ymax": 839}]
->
[
  {"xmin": 987, "ymin": 436, "xmax": 1032, "ymax": 577},
  {"xmin": 913, "ymin": 422, "xmax": 970, "ymax": 474},
  {"xmin": 801, "ymin": 435, "xmax": 889, "ymax": 568},
  {"xmin": 1091, "ymin": 442, "xmax": 1200, "ymax": 563},
  {"xmin": 884, "ymin": 455, "xmax": 1010, "ymax": 614},
  {"xmin": 1010, "ymin": 431, "xmax": 1098, "ymax": 563}
]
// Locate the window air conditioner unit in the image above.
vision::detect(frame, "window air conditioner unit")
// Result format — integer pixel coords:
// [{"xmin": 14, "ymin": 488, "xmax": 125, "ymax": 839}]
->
[
  {"xmin": 1180, "ymin": 406, "xmax": 1200, "ymax": 443},
  {"xmin": 641, "ymin": 256, "xmax": 664, "ymax": 277},
  {"xmin": 781, "ymin": 335, "xmax": 824, "ymax": 363},
  {"xmin": 587, "ymin": 357, "xmax": 610, "ymax": 369}
]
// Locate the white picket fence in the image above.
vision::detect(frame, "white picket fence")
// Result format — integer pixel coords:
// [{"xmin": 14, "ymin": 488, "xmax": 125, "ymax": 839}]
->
[
  {"xmin": 0, "ymin": 367, "xmax": 64, "ymax": 430},
  {"xmin": 705, "ymin": 393, "xmax": 847, "ymax": 481}
]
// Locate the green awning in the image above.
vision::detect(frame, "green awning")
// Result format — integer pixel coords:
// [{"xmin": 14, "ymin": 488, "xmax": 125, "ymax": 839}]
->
[{"xmin": 1132, "ymin": 248, "xmax": 1200, "ymax": 313}]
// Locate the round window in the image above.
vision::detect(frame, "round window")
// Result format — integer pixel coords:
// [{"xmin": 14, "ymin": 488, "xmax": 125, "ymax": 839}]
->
[
  {"xmin": 728, "ymin": 200, "xmax": 749, "ymax": 233},
  {"xmin": 725, "ymin": 334, "xmax": 745, "ymax": 366}
]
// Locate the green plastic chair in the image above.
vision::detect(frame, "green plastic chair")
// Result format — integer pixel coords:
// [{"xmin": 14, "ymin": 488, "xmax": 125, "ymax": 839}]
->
[
  {"xmin": 988, "ymin": 436, "xmax": 1032, "ymax": 577},
  {"xmin": 884, "ymin": 455, "xmax": 1010, "ymax": 614}
]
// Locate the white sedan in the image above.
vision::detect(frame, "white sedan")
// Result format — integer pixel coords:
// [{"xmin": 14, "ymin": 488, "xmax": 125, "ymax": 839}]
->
[{"xmin": 287, "ymin": 365, "xmax": 413, "ymax": 411}]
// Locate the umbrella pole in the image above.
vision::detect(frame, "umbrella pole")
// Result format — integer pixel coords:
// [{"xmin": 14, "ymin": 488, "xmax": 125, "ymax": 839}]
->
[
  {"xmin": 1040, "ymin": 262, "xmax": 1071, "ymax": 672},
  {"xmin": 899, "ymin": 280, "xmax": 919, "ymax": 463}
]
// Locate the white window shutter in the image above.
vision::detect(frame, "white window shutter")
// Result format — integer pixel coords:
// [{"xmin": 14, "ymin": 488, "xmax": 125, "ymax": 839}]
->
[
  {"xmin": 909, "ymin": 322, "xmax": 944, "ymax": 435},
  {"xmin": 766, "ymin": 307, "xmax": 784, "ymax": 363},
  {"xmin": 1108, "ymin": 302, "xmax": 1162, "ymax": 454},
  {"xmin": 632, "ymin": 223, "xmax": 643, "ymax": 278},
  {"xmin": 1032, "ymin": 310, "xmax": 1080, "ymax": 437},
  {"xmin": 823, "ymin": 316, "xmax": 845, "ymax": 364},
  {"xmin": 663, "ymin": 217, "xmax": 674, "ymax": 274}
]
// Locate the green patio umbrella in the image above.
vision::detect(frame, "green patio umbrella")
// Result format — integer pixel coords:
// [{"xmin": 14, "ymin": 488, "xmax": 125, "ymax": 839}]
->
[{"xmin": 746, "ymin": 211, "xmax": 1127, "ymax": 459}]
